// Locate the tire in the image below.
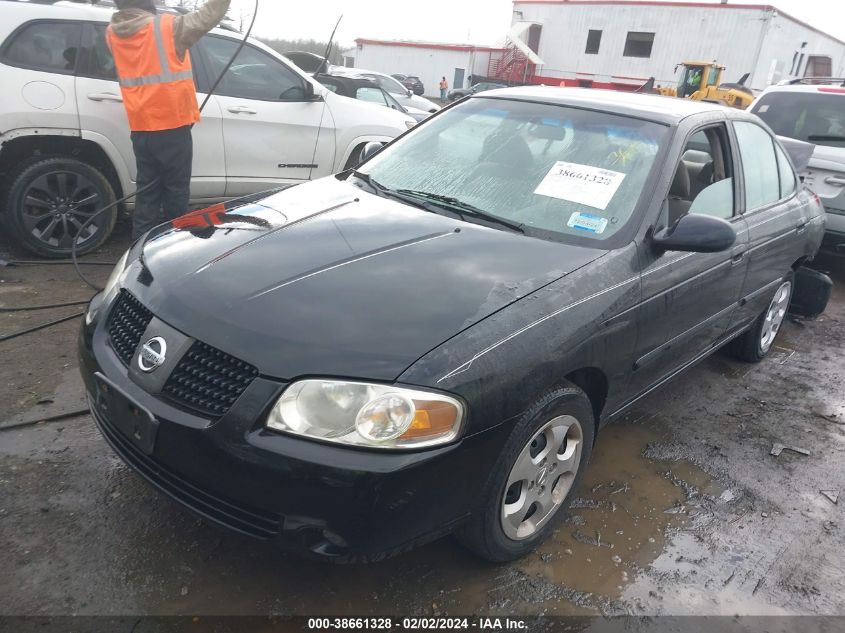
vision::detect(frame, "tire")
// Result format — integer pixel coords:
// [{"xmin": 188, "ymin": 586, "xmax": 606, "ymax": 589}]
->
[
  {"xmin": 731, "ymin": 272, "xmax": 795, "ymax": 363},
  {"xmin": 5, "ymin": 156, "xmax": 117, "ymax": 258},
  {"xmin": 457, "ymin": 383, "xmax": 595, "ymax": 562}
]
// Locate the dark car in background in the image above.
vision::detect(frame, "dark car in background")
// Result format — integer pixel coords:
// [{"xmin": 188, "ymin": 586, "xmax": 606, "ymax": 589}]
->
[
  {"xmin": 393, "ymin": 74, "xmax": 425, "ymax": 95},
  {"xmin": 282, "ymin": 51, "xmax": 328, "ymax": 74},
  {"xmin": 80, "ymin": 88, "xmax": 824, "ymax": 564},
  {"xmin": 448, "ymin": 81, "xmax": 508, "ymax": 101}
]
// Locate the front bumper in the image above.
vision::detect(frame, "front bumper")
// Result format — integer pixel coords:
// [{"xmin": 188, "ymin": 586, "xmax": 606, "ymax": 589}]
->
[{"xmin": 79, "ymin": 310, "xmax": 507, "ymax": 560}]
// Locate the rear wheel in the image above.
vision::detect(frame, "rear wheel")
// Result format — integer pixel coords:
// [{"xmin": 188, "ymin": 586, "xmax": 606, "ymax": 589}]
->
[
  {"xmin": 5, "ymin": 156, "xmax": 117, "ymax": 258},
  {"xmin": 457, "ymin": 384, "xmax": 595, "ymax": 562},
  {"xmin": 732, "ymin": 273, "xmax": 794, "ymax": 363}
]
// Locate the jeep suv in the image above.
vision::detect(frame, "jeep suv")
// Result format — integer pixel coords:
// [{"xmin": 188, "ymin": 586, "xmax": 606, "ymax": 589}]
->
[
  {"xmin": 749, "ymin": 78, "xmax": 845, "ymax": 254},
  {"xmin": 0, "ymin": 1, "xmax": 415, "ymax": 257}
]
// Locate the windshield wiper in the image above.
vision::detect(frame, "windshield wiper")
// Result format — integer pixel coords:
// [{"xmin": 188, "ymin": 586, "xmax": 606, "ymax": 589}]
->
[
  {"xmin": 350, "ymin": 170, "xmax": 387, "ymax": 194},
  {"xmin": 808, "ymin": 135, "xmax": 845, "ymax": 143},
  {"xmin": 394, "ymin": 189, "xmax": 525, "ymax": 233}
]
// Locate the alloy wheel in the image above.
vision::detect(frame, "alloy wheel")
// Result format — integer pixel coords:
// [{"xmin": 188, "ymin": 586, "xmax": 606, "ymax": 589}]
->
[
  {"xmin": 760, "ymin": 281, "xmax": 792, "ymax": 353},
  {"xmin": 20, "ymin": 170, "xmax": 104, "ymax": 251},
  {"xmin": 501, "ymin": 415, "xmax": 584, "ymax": 540}
]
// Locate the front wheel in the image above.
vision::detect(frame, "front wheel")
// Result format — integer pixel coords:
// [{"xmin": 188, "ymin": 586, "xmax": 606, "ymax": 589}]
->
[
  {"xmin": 731, "ymin": 273, "xmax": 794, "ymax": 363},
  {"xmin": 5, "ymin": 156, "xmax": 117, "ymax": 258},
  {"xmin": 457, "ymin": 384, "xmax": 595, "ymax": 562}
]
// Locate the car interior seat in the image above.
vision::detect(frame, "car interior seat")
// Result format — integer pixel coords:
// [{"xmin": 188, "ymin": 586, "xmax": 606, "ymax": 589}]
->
[{"xmin": 668, "ymin": 160, "xmax": 692, "ymax": 226}]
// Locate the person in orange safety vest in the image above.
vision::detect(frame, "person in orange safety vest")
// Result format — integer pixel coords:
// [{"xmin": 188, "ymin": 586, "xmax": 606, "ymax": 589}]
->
[{"xmin": 107, "ymin": 0, "xmax": 230, "ymax": 240}]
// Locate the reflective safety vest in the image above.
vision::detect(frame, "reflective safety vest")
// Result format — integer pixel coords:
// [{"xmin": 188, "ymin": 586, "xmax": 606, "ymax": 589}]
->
[{"xmin": 107, "ymin": 14, "xmax": 200, "ymax": 132}]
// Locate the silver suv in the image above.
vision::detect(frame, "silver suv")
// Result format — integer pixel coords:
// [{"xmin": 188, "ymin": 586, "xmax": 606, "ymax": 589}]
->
[
  {"xmin": 0, "ymin": 1, "xmax": 414, "ymax": 257},
  {"xmin": 749, "ymin": 78, "xmax": 845, "ymax": 254}
]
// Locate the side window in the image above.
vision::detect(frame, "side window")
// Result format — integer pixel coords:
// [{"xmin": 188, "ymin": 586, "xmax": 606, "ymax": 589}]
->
[
  {"xmin": 774, "ymin": 143, "xmax": 797, "ymax": 198},
  {"xmin": 201, "ymin": 38, "xmax": 305, "ymax": 101},
  {"xmin": 734, "ymin": 121, "xmax": 780, "ymax": 210},
  {"xmin": 356, "ymin": 87, "xmax": 388, "ymax": 106},
  {"xmin": 667, "ymin": 125, "xmax": 735, "ymax": 225},
  {"xmin": 2, "ymin": 21, "xmax": 82, "ymax": 74},
  {"xmin": 372, "ymin": 75, "xmax": 405, "ymax": 96},
  {"xmin": 86, "ymin": 25, "xmax": 117, "ymax": 80}
]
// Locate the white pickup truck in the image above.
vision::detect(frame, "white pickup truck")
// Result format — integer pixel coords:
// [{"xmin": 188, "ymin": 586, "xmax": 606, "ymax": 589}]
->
[{"xmin": 0, "ymin": 1, "xmax": 415, "ymax": 257}]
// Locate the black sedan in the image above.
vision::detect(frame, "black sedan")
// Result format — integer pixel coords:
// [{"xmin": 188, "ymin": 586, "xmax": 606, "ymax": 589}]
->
[{"xmin": 79, "ymin": 88, "xmax": 825, "ymax": 562}]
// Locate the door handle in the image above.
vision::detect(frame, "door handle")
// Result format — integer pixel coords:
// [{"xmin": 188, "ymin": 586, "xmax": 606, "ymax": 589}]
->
[
  {"xmin": 825, "ymin": 176, "xmax": 845, "ymax": 187},
  {"xmin": 87, "ymin": 92, "xmax": 123, "ymax": 103},
  {"xmin": 227, "ymin": 106, "xmax": 257, "ymax": 115},
  {"xmin": 795, "ymin": 220, "xmax": 808, "ymax": 235},
  {"xmin": 731, "ymin": 245, "xmax": 747, "ymax": 266}
]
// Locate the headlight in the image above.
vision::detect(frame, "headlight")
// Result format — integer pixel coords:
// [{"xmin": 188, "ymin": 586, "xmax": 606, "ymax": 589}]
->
[
  {"xmin": 405, "ymin": 119, "xmax": 416, "ymax": 129},
  {"xmin": 86, "ymin": 249, "xmax": 129, "ymax": 326},
  {"xmin": 267, "ymin": 380, "xmax": 464, "ymax": 449}
]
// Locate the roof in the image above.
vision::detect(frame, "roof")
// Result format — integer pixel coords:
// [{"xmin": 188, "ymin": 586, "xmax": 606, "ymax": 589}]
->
[
  {"xmin": 511, "ymin": 1, "xmax": 845, "ymax": 47},
  {"xmin": 354, "ymin": 39, "xmax": 505, "ymax": 53},
  {"xmin": 479, "ymin": 86, "xmax": 732, "ymax": 124}
]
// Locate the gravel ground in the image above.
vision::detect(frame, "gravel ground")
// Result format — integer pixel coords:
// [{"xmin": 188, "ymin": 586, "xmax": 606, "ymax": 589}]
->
[{"xmin": 1, "ymin": 223, "xmax": 843, "ymax": 618}]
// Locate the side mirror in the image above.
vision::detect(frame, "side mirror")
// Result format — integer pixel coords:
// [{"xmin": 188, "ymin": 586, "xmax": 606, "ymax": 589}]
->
[
  {"xmin": 652, "ymin": 213, "xmax": 736, "ymax": 253},
  {"xmin": 303, "ymin": 81, "xmax": 320, "ymax": 101},
  {"xmin": 407, "ymin": 89, "xmax": 413, "ymax": 97},
  {"xmin": 359, "ymin": 141, "xmax": 384, "ymax": 164}
]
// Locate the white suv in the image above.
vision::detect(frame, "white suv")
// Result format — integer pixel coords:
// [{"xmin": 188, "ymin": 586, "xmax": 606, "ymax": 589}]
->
[
  {"xmin": 0, "ymin": 1, "xmax": 415, "ymax": 257},
  {"xmin": 749, "ymin": 79, "xmax": 845, "ymax": 254}
]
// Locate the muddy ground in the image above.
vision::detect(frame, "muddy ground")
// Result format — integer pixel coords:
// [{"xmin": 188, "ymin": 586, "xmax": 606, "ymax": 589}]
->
[{"xmin": 1, "ymin": 222, "xmax": 844, "ymax": 618}]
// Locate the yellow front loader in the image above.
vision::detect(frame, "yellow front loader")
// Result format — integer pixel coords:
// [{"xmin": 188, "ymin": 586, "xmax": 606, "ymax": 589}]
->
[{"xmin": 639, "ymin": 61, "xmax": 754, "ymax": 110}]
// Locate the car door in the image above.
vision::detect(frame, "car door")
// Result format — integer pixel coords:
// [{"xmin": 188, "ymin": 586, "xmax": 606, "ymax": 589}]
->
[
  {"xmin": 631, "ymin": 123, "xmax": 749, "ymax": 397},
  {"xmin": 1, "ymin": 19, "xmax": 81, "ymax": 135},
  {"xmin": 75, "ymin": 23, "xmax": 226, "ymax": 200},
  {"xmin": 731, "ymin": 120, "xmax": 808, "ymax": 329},
  {"xmin": 196, "ymin": 36, "xmax": 332, "ymax": 197}
]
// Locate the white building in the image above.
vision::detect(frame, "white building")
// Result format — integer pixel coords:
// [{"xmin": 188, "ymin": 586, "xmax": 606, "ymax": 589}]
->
[
  {"xmin": 347, "ymin": 39, "xmax": 506, "ymax": 96},
  {"xmin": 511, "ymin": 0, "xmax": 845, "ymax": 92}
]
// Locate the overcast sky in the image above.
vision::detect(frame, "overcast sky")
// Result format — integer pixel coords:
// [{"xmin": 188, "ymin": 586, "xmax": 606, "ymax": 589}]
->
[{"xmin": 225, "ymin": 0, "xmax": 845, "ymax": 48}]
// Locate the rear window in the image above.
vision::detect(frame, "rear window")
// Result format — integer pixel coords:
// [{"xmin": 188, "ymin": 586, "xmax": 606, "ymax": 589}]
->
[
  {"xmin": 2, "ymin": 21, "xmax": 82, "ymax": 74},
  {"xmin": 752, "ymin": 92, "xmax": 845, "ymax": 148}
]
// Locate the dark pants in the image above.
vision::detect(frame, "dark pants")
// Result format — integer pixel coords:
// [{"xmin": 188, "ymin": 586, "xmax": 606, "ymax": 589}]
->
[{"xmin": 130, "ymin": 125, "xmax": 193, "ymax": 240}]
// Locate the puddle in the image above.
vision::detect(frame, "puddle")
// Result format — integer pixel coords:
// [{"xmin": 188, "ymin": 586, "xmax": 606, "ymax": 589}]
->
[{"xmin": 509, "ymin": 418, "xmax": 725, "ymax": 613}]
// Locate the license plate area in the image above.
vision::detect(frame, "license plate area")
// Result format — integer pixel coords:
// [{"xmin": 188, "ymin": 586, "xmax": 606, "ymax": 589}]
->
[{"xmin": 94, "ymin": 372, "xmax": 159, "ymax": 455}]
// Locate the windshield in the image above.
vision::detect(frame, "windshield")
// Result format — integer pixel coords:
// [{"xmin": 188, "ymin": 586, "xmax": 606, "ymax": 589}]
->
[
  {"xmin": 753, "ymin": 92, "xmax": 845, "ymax": 148},
  {"xmin": 359, "ymin": 98, "xmax": 668, "ymax": 245}
]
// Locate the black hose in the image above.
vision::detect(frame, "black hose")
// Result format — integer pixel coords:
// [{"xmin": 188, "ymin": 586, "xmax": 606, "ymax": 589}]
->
[
  {"xmin": 0, "ymin": 312, "xmax": 85, "ymax": 343},
  {"xmin": 0, "ymin": 300, "xmax": 91, "ymax": 313},
  {"xmin": 1, "ymin": 260, "xmax": 117, "ymax": 267},
  {"xmin": 199, "ymin": 2, "xmax": 259, "ymax": 113}
]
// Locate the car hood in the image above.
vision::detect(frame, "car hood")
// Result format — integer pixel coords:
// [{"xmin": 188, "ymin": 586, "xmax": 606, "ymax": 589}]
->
[{"xmin": 132, "ymin": 178, "xmax": 603, "ymax": 381}]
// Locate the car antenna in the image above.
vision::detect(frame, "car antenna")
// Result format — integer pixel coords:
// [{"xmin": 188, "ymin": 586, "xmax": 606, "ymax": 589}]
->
[{"xmin": 319, "ymin": 15, "xmax": 343, "ymax": 74}]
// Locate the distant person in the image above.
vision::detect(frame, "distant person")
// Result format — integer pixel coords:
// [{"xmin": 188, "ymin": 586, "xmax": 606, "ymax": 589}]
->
[{"xmin": 440, "ymin": 76, "xmax": 449, "ymax": 100}]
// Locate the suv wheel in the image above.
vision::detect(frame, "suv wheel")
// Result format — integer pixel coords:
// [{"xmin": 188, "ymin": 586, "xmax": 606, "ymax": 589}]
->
[
  {"xmin": 5, "ymin": 156, "xmax": 117, "ymax": 258},
  {"xmin": 457, "ymin": 383, "xmax": 595, "ymax": 562}
]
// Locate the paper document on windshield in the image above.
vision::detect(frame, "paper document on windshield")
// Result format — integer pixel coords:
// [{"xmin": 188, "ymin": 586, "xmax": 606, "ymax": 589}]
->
[{"xmin": 535, "ymin": 161, "xmax": 626, "ymax": 211}]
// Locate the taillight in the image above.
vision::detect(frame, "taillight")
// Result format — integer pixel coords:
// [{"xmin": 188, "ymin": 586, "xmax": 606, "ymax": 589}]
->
[{"xmin": 818, "ymin": 87, "xmax": 845, "ymax": 94}]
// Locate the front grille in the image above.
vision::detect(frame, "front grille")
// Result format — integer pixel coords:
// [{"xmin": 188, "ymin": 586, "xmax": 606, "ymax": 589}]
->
[
  {"xmin": 108, "ymin": 291, "xmax": 154, "ymax": 365},
  {"xmin": 93, "ymin": 402, "xmax": 281, "ymax": 539},
  {"xmin": 163, "ymin": 341, "xmax": 259, "ymax": 417}
]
